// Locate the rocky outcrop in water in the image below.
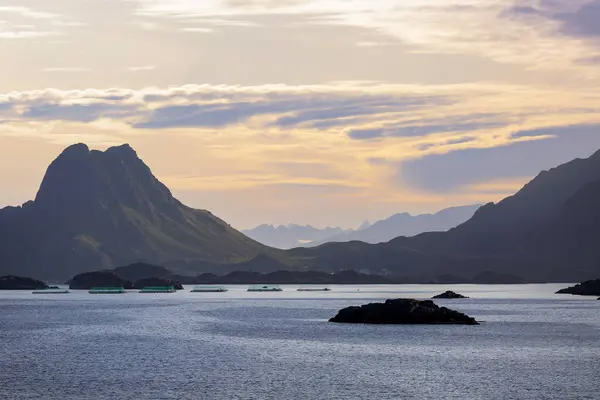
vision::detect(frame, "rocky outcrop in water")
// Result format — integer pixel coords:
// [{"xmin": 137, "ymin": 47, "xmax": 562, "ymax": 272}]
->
[
  {"xmin": 556, "ymin": 279, "xmax": 600, "ymax": 296},
  {"xmin": 329, "ymin": 298, "xmax": 479, "ymax": 325},
  {"xmin": 68, "ymin": 271, "xmax": 133, "ymax": 290},
  {"xmin": 132, "ymin": 277, "xmax": 183, "ymax": 290},
  {"xmin": 0, "ymin": 275, "xmax": 48, "ymax": 290},
  {"xmin": 432, "ymin": 291, "xmax": 469, "ymax": 299}
]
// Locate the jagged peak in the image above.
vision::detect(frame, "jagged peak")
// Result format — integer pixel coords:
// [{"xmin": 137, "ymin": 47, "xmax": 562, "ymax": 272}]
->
[{"xmin": 104, "ymin": 143, "xmax": 137, "ymax": 158}]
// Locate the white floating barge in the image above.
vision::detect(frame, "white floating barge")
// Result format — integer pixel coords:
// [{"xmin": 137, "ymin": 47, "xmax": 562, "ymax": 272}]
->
[
  {"xmin": 247, "ymin": 285, "xmax": 282, "ymax": 292},
  {"xmin": 190, "ymin": 285, "xmax": 228, "ymax": 292},
  {"xmin": 297, "ymin": 288, "xmax": 331, "ymax": 292}
]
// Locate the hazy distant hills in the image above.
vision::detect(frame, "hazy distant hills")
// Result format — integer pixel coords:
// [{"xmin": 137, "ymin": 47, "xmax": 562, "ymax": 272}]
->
[
  {"xmin": 0, "ymin": 143, "xmax": 289, "ymax": 280},
  {"xmin": 305, "ymin": 205, "xmax": 481, "ymax": 247},
  {"xmin": 291, "ymin": 149, "xmax": 600, "ymax": 282},
  {"xmin": 242, "ymin": 224, "xmax": 352, "ymax": 249},
  {"xmin": 244, "ymin": 205, "xmax": 480, "ymax": 249}
]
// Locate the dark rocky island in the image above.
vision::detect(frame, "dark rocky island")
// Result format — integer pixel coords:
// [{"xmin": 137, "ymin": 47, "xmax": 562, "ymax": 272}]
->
[
  {"xmin": 432, "ymin": 291, "xmax": 469, "ymax": 299},
  {"xmin": 68, "ymin": 271, "xmax": 133, "ymax": 290},
  {"xmin": 556, "ymin": 279, "xmax": 600, "ymax": 296},
  {"xmin": 133, "ymin": 277, "xmax": 183, "ymax": 290},
  {"xmin": 0, "ymin": 275, "xmax": 48, "ymax": 290},
  {"xmin": 329, "ymin": 298, "xmax": 479, "ymax": 325}
]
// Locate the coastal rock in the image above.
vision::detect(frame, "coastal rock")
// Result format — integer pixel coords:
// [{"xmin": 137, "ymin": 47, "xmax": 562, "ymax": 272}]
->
[
  {"xmin": 133, "ymin": 277, "xmax": 183, "ymax": 290},
  {"xmin": 432, "ymin": 291, "xmax": 469, "ymax": 299},
  {"xmin": 0, "ymin": 275, "xmax": 48, "ymax": 290},
  {"xmin": 68, "ymin": 271, "xmax": 133, "ymax": 290},
  {"xmin": 329, "ymin": 298, "xmax": 478, "ymax": 325},
  {"xmin": 556, "ymin": 279, "xmax": 600, "ymax": 296}
]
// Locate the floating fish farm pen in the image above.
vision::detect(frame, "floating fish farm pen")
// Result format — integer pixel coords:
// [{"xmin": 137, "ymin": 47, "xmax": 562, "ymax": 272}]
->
[
  {"xmin": 190, "ymin": 285, "xmax": 228, "ymax": 292},
  {"xmin": 88, "ymin": 287, "xmax": 126, "ymax": 294},
  {"xmin": 139, "ymin": 286, "xmax": 176, "ymax": 293},
  {"xmin": 247, "ymin": 285, "xmax": 283, "ymax": 292}
]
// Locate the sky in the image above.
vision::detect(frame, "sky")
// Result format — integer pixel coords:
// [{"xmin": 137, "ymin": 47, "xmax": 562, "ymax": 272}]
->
[{"xmin": 1, "ymin": 0, "xmax": 600, "ymax": 229}]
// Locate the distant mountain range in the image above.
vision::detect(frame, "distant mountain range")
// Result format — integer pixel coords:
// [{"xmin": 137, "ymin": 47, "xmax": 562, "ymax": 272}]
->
[
  {"xmin": 2, "ymin": 143, "xmax": 600, "ymax": 283},
  {"xmin": 244, "ymin": 205, "xmax": 480, "ymax": 249},
  {"xmin": 242, "ymin": 224, "xmax": 352, "ymax": 249},
  {"xmin": 290, "ymin": 149, "xmax": 600, "ymax": 282}
]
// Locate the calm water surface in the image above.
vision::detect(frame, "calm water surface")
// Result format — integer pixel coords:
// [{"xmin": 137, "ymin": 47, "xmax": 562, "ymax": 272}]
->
[{"xmin": 1, "ymin": 284, "xmax": 599, "ymax": 399}]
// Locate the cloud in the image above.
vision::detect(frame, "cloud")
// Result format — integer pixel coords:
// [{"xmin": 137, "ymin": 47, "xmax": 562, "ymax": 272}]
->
[
  {"xmin": 273, "ymin": 96, "xmax": 448, "ymax": 128},
  {"xmin": 356, "ymin": 41, "xmax": 389, "ymax": 47},
  {"xmin": 133, "ymin": 0, "xmax": 600, "ymax": 72},
  {"xmin": 400, "ymin": 123, "xmax": 600, "ymax": 193},
  {"xmin": 42, "ymin": 67, "xmax": 91, "ymax": 73},
  {"xmin": 181, "ymin": 27, "xmax": 214, "ymax": 33},
  {"xmin": 191, "ymin": 18, "xmax": 261, "ymax": 27},
  {"xmin": 127, "ymin": 65, "xmax": 156, "ymax": 72},
  {"xmin": 0, "ymin": 6, "xmax": 57, "ymax": 20},
  {"xmin": 0, "ymin": 30, "xmax": 58, "ymax": 39},
  {"xmin": 504, "ymin": 1, "xmax": 600, "ymax": 39},
  {"xmin": 0, "ymin": 5, "xmax": 80, "ymax": 40},
  {"xmin": 134, "ymin": 91, "xmax": 451, "ymax": 129},
  {"xmin": 347, "ymin": 114, "xmax": 508, "ymax": 140},
  {"xmin": 21, "ymin": 103, "xmax": 139, "ymax": 123}
]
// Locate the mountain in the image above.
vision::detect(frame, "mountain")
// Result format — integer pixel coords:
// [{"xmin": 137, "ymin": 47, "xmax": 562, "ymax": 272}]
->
[
  {"xmin": 242, "ymin": 224, "xmax": 351, "ymax": 249},
  {"xmin": 3, "ymin": 142, "xmax": 600, "ymax": 283},
  {"xmin": 292, "ymin": 149, "xmax": 600, "ymax": 282},
  {"xmin": 245, "ymin": 206, "xmax": 479, "ymax": 249},
  {"xmin": 0, "ymin": 143, "xmax": 289, "ymax": 280},
  {"xmin": 306, "ymin": 205, "xmax": 480, "ymax": 246},
  {"xmin": 357, "ymin": 220, "xmax": 371, "ymax": 231}
]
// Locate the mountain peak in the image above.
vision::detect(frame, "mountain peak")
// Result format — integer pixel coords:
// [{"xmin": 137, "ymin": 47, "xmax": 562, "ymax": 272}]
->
[
  {"xmin": 61, "ymin": 142, "xmax": 90, "ymax": 155},
  {"xmin": 104, "ymin": 143, "xmax": 137, "ymax": 158},
  {"xmin": 34, "ymin": 142, "xmax": 173, "ymax": 217}
]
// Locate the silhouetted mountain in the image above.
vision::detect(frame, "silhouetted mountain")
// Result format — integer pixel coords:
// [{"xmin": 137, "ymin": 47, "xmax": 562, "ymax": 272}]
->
[
  {"xmin": 307, "ymin": 205, "xmax": 480, "ymax": 246},
  {"xmin": 0, "ymin": 143, "xmax": 287, "ymax": 280},
  {"xmin": 4, "ymin": 143, "xmax": 600, "ymax": 283},
  {"xmin": 242, "ymin": 224, "xmax": 350, "ymax": 249},
  {"xmin": 292, "ymin": 149, "xmax": 600, "ymax": 282}
]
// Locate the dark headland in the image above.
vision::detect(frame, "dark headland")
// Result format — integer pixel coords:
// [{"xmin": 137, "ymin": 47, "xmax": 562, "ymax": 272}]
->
[
  {"xmin": 556, "ymin": 279, "xmax": 600, "ymax": 296},
  {"xmin": 0, "ymin": 275, "xmax": 49, "ymax": 290}
]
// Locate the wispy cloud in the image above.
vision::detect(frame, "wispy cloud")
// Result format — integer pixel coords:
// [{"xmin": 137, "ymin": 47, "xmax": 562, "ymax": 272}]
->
[
  {"xmin": 133, "ymin": 0, "xmax": 600, "ymax": 75},
  {"xmin": 42, "ymin": 67, "xmax": 92, "ymax": 73},
  {"xmin": 0, "ymin": 6, "xmax": 57, "ymax": 20},
  {"xmin": 0, "ymin": 30, "xmax": 58, "ymax": 39},
  {"xmin": 0, "ymin": 5, "xmax": 80, "ymax": 41},
  {"xmin": 127, "ymin": 65, "xmax": 156, "ymax": 72},
  {"xmin": 180, "ymin": 27, "xmax": 214, "ymax": 33}
]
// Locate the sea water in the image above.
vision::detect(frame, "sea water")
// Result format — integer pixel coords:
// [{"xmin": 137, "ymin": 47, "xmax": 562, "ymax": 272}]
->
[{"xmin": 1, "ymin": 284, "xmax": 598, "ymax": 399}]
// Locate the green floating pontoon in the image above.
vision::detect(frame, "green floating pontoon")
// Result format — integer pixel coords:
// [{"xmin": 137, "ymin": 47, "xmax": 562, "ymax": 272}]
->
[
  {"xmin": 89, "ymin": 287, "xmax": 126, "ymax": 294},
  {"xmin": 190, "ymin": 285, "xmax": 228, "ymax": 293},
  {"xmin": 32, "ymin": 288, "xmax": 70, "ymax": 294},
  {"xmin": 247, "ymin": 285, "xmax": 282, "ymax": 292},
  {"xmin": 139, "ymin": 286, "xmax": 176, "ymax": 293}
]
